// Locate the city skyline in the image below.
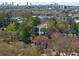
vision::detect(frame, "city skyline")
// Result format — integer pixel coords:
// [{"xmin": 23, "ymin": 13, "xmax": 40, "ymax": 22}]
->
[
  {"xmin": 0, "ymin": 2, "xmax": 79, "ymax": 6},
  {"xmin": 0, "ymin": 0, "xmax": 79, "ymax": 6}
]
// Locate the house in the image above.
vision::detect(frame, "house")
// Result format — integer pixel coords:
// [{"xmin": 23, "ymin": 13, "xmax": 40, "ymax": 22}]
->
[
  {"xmin": 33, "ymin": 36, "xmax": 51, "ymax": 49},
  {"xmin": 61, "ymin": 12, "xmax": 75, "ymax": 22},
  {"xmin": 34, "ymin": 23, "xmax": 48, "ymax": 35},
  {"xmin": 11, "ymin": 17, "xmax": 23, "ymax": 23},
  {"xmin": 61, "ymin": 16, "xmax": 75, "ymax": 22},
  {"xmin": 32, "ymin": 15, "xmax": 53, "ymax": 21},
  {"xmin": 74, "ymin": 19, "xmax": 79, "ymax": 23}
]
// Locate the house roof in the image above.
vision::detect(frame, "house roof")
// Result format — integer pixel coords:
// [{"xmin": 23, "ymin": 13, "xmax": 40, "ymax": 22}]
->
[{"xmin": 33, "ymin": 36, "xmax": 51, "ymax": 43}]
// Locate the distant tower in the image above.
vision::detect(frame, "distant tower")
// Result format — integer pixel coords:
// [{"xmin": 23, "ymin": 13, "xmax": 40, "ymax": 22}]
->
[
  {"xmin": 12, "ymin": 2, "xmax": 14, "ymax": 6},
  {"xmin": 26, "ymin": 2, "xmax": 28, "ymax": 6},
  {"xmin": 2, "ymin": 2, "xmax": 5, "ymax": 6},
  {"xmin": 5, "ymin": 2, "xmax": 8, "ymax": 6},
  {"xmin": 30, "ymin": 3, "xmax": 32, "ymax": 6},
  {"xmin": 16, "ymin": 3, "xmax": 19, "ymax": 7}
]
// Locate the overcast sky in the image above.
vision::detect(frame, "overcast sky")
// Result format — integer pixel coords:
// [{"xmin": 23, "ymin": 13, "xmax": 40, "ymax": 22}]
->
[
  {"xmin": 0, "ymin": 0, "xmax": 79, "ymax": 2},
  {"xmin": 0, "ymin": 0, "xmax": 79, "ymax": 6}
]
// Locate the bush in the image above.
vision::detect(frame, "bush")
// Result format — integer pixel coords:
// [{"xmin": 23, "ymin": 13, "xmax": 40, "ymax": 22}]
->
[
  {"xmin": 0, "ymin": 42, "xmax": 18, "ymax": 56},
  {"xmin": 19, "ymin": 48, "xmax": 41, "ymax": 56}
]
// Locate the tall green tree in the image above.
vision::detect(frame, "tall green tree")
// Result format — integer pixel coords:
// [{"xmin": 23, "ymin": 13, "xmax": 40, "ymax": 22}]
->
[
  {"xmin": 70, "ymin": 22, "xmax": 79, "ymax": 35},
  {"xmin": 7, "ymin": 23, "xmax": 17, "ymax": 41},
  {"xmin": 0, "ymin": 11, "xmax": 12, "ymax": 28},
  {"xmin": 0, "ymin": 12, "xmax": 6, "ymax": 27},
  {"xmin": 32, "ymin": 16, "xmax": 41, "ymax": 26},
  {"xmin": 48, "ymin": 18, "xmax": 57, "ymax": 32},
  {"xmin": 18, "ymin": 18, "xmax": 34, "ymax": 43},
  {"xmin": 19, "ymin": 12, "xmax": 42, "ymax": 43}
]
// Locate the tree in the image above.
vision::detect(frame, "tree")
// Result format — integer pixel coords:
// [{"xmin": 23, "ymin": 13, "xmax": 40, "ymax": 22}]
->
[
  {"xmin": 19, "ymin": 12, "xmax": 42, "ymax": 43},
  {"xmin": 32, "ymin": 16, "xmax": 41, "ymax": 26},
  {"xmin": 0, "ymin": 12, "xmax": 6, "ymax": 27},
  {"xmin": 20, "ymin": 11, "xmax": 32, "ymax": 19},
  {"xmin": 7, "ymin": 23, "xmax": 17, "ymax": 32},
  {"xmin": 70, "ymin": 22, "xmax": 79, "ymax": 35},
  {"xmin": 18, "ymin": 18, "xmax": 34, "ymax": 43},
  {"xmin": 7, "ymin": 23, "xmax": 17, "ymax": 42},
  {"xmin": 59, "ymin": 22, "xmax": 71, "ymax": 33},
  {"xmin": 47, "ymin": 18, "xmax": 57, "ymax": 32},
  {"xmin": 0, "ymin": 11, "xmax": 12, "ymax": 28}
]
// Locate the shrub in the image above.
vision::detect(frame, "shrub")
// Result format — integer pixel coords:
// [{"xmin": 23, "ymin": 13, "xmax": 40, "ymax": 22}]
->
[
  {"xmin": 0, "ymin": 42, "xmax": 18, "ymax": 56},
  {"xmin": 19, "ymin": 48, "xmax": 41, "ymax": 56}
]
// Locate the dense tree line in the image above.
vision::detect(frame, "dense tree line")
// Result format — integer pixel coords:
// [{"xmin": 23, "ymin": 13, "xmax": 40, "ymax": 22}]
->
[
  {"xmin": 0, "ymin": 11, "xmax": 79, "ymax": 43},
  {"xmin": 48, "ymin": 18, "xmax": 79, "ymax": 36},
  {"xmin": 0, "ymin": 11, "xmax": 41, "ymax": 43},
  {"xmin": 0, "ymin": 11, "xmax": 79, "ymax": 55}
]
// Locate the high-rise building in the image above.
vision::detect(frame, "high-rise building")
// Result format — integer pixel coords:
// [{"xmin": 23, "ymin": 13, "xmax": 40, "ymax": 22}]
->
[
  {"xmin": 30, "ymin": 3, "xmax": 32, "ymax": 6},
  {"xmin": 5, "ymin": 2, "xmax": 8, "ymax": 6},
  {"xmin": 2, "ymin": 2, "xmax": 5, "ymax": 6},
  {"xmin": 12, "ymin": 2, "xmax": 14, "ymax": 6},
  {"xmin": 26, "ymin": 2, "xmax": 28, "ymax": 6}
]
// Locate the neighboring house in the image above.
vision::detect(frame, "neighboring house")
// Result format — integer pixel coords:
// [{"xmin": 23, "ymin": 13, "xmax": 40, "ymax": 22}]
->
[
  {"xmin": 61, "ymin": 12, "xmax": 75, "ymax": 22},
  {"xmin": 74, "ymin": 19, "xmax": 79, "ymax": 23},
  {"xmin": 32, "ymin": 15, "xmax": 53, "ymax": 21},
  {"xmin": 33, "ymin": 36, "xmax": 51, "ymax": 49},
  {"xmin": 11, "ymin": 17, "xmax": 23, "ymax": 23},
  {"xmin": 61, "ymin": 16, "xmax": 75, "ymax": 22},
  {"xmin": 34, "ymin": 23, "xmax": 48, "ymax": 35}
]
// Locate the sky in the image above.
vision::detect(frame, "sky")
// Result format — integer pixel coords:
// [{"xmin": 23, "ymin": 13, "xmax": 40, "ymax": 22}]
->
[
  {"xmin": 0, "ymin": 0, "xmax": 79, "ymax": 2},
  {"xmin": 0, "ymin": 0, "xmax": 79, "ymax": 6}
]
